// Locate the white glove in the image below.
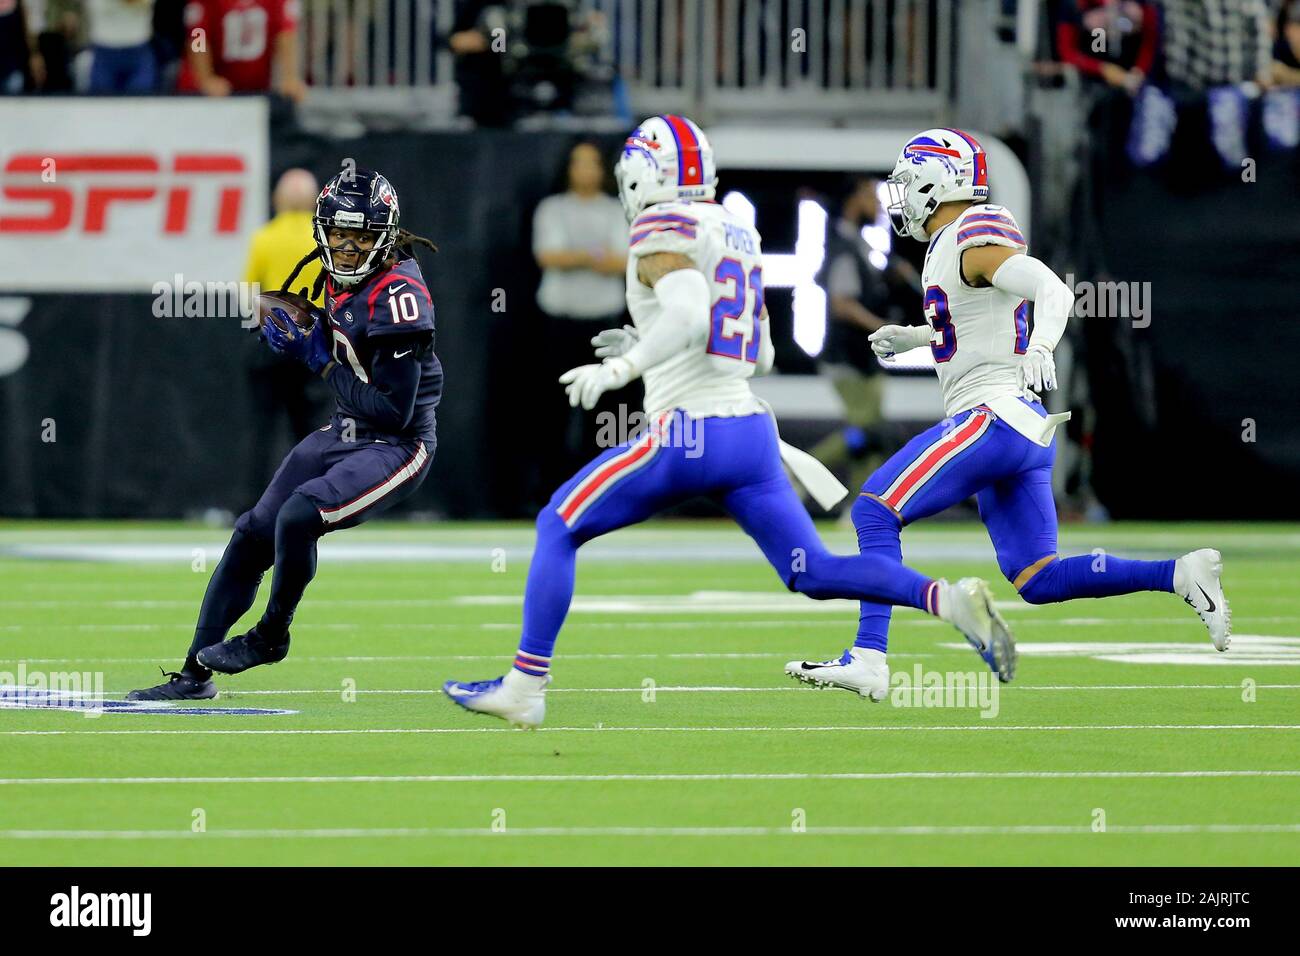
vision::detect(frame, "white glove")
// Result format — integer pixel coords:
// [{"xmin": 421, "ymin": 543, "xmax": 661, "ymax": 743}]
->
[
  {"xmin": 559, "ymin": 357, "xmax": 634, "ymax": 410},
  {"xmin": 591, "ymin": 325, "xmax": 639, "ymax": 359},
  {"xmin": 1017, "ymin": 344, "xmax": 1057, "ymax": 394},
  {"xmin": 868, "ymin": 323, "xmax": 932, "ymax": 359}
]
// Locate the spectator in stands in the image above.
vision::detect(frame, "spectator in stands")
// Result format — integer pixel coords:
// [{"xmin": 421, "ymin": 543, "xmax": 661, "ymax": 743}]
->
[
  {"xmin": 532, "ymin": 141, "xmax": 630, "ymax": 487},
  {"xmin": 1273, "ymin": 0, "xmax": 1300, "ymax": 86},
  {"xmin": 86, "ymin": 0, "xmax": 157, "ymax": 92},
  {"xmin": 1, "ymin": 0, "xmax": 42, "ymax": 92},
  {"xmin": 179, "ymin": 0, "xmax": 305, "ymax": 101},
  {"xmin": 1159, "ymin": 0, "xmax": 1272, "ymax": 91},
  {"xmin": 1055, "ymin": 0, "xmax": 1157, "ymax": 94},
  {"xmin": 810, "ymin": 176, "xmax": 917, "ymax": 495},
  {"xmin": 449, "ymin": 0, "xmax": 511, "ymax": 126},
  {"xmin": 26, "ymin": 0, "xmax": 83, "ymax": 91},
  {"xmin": 150, "ymin": 0, "xmax": 185, "ymax": 90},
  {"xmin": 244, "ymin": 168, "xmax": 327, "ymax": 489}
]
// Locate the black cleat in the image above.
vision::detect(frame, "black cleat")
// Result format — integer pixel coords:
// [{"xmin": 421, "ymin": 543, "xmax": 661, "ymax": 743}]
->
[
  {"xmin": 126, "ymin": 667, "xmax": 217, "ymax": 701},
  {"xmin": 196, "ymin": 628, "xmax": 290, "ymax": 675}
]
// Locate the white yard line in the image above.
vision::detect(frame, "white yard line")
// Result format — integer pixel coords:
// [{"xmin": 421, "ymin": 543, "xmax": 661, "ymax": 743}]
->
[
  {"xmin": 4, "ymin": 724, "xmax": 1300, "ymax": 737},
  {"xmin": 0, "ymin": 770, "xmax": 1297, "ymax": 786},
  {"xmin": 1, "ymin": 823, "xmax": 1297, "ymax": 840},
  {"xmin": 201, "ymin": 684, "xmax": 1300, "ymax": 696}
]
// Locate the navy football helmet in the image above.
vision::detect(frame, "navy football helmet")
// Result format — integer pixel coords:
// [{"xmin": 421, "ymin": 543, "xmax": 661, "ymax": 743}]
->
[{"xmin": 313, "ymin": 168, "xmax": 401, "ymax": 285}]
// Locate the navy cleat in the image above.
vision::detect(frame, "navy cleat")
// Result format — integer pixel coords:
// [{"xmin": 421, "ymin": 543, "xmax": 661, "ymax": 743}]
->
[
  {"xmin": 126, "ymin": 667, "xmax": 217, "ymax": 701},
  {"xmin": 196, "ymin": 627, "xmax": 291, "ymax": 675},
  {"xmin": 443, "ymin": 670, "xmax": 549, "ymax": 728}
]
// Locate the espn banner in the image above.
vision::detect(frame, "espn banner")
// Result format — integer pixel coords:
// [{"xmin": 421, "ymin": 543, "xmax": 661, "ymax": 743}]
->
[{"xmin": 0, "ymin": 97, "xmax": 269, "ymax": 292}]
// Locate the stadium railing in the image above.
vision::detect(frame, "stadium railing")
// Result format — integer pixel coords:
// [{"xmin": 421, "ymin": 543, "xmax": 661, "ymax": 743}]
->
[{"xmin": 296, "ymin": 0, "xmax": 956, "ymax": 125}]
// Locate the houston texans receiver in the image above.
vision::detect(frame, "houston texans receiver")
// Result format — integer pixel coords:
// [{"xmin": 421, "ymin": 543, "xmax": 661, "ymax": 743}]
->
[{"xmin": 128, "ymin": 169, "xmax": 442, "ymax": 700}]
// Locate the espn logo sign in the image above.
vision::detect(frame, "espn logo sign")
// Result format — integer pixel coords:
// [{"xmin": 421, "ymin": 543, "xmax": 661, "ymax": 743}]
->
[{"xmin": 0, "ymin": 154, "xmax": 246, "ymax": 235}]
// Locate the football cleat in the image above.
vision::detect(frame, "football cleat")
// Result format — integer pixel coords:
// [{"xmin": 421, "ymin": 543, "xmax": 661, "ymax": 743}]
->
[
  {"xmin": 785, "ymin": 648, "xmax": 890, "ymax": 701},
  {"xmin": 443, "ymin": 670, "xmax": 550, "ymax": 729},
  {"xmin": 196, "ymin": 628, "xmax": 290, "ymax": 675},
  {"xmin": 1175, "ymin": 549, "xmax": 1231, "ymax": 651},
  {"xmin": 939, "ymin": 578, "xmax": 1017, "ymax": 682},
  {"xmin": 126, "ymin": 667, "xmax": 217, "ymax": 701}
]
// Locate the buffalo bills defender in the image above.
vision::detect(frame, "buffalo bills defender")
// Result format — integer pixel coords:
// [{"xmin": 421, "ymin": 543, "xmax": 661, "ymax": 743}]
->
[
  {"xmin": 443, "ymin": 116, "xmax": 1017, "ymax": 728},
  {"xmin": 786, "ymin": 129, "xmax": 1229, "ymax": 701},
  {"xmin": 128, "ymin": 169, "xmax": 442, "ymax": 700}
]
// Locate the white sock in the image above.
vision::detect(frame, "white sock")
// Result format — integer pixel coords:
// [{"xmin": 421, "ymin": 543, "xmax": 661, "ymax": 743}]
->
[
  {"xmin": 849, "ymin": 647, "xmax": 888, "ymax": 668},
  {"xmin": 503, "ymin": 668, "xmax": 549, "ymax": 691},
  {"xmin": 1172, "ymin": 556, "xmax": 1189, "ymax": 594}
]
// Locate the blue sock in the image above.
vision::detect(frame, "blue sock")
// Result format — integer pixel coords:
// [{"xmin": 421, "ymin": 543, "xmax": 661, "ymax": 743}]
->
[
  {"xmin": 515, "ymin": 508, "xmax": 573, "ymax": 675},
  {"xmin": 851, "ymin": 494, "xmax": 902, "ymax": 652},
  {"xmin": 1018, "ymin": 555, "xmax": 1175, "ymax": 605}
]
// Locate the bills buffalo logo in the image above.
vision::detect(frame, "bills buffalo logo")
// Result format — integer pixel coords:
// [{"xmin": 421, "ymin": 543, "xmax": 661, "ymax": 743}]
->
[
  {"xmin": 622, "ymin": 133, "xmax": 662, "ymax": 164},
  {"xmin": 904, "ymin": 137, "xmax": 960, "ymax": 175}
]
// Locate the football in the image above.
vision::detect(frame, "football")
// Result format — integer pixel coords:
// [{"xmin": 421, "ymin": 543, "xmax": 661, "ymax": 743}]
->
[{"xmin": 256, "ymin": 289, "xmax": 318, "ymax": 338}]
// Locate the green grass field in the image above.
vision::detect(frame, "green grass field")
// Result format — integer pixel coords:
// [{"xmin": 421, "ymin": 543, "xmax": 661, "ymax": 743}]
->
[{"xmin": 1, "ymin": 520, "xmax": 1298, "ymax": 866}]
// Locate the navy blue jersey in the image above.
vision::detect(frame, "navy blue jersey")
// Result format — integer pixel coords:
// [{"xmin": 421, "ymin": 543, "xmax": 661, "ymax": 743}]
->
[{"xmin": 323, "ymin": 257, "xmax": 443, "ymax": 441}]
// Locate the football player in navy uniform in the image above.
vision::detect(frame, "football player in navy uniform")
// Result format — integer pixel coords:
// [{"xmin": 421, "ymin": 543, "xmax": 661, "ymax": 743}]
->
[{"xmin": 129, "ymin": 169, "xmax": 443, "ymax": 700}]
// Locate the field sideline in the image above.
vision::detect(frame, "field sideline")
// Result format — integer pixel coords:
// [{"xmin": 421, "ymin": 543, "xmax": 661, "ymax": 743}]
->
[{"xmin": 1, "ymin": 520, "xmax": 1297, "ymax": 866}]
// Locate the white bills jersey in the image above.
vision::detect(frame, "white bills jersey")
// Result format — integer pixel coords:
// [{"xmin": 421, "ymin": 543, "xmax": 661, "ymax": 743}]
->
[
  {"xmin": 920, "ymin": 203, "xmax": 1034, "ymax": 417},
  {"xmin": 625, "ymin": 200, "xmax": 767, "ymax": 418}
]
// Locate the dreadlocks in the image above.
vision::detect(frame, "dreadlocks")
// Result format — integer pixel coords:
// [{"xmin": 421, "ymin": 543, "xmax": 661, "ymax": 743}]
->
[{"xmin": 279, "ymin": 227, "xmax": 439, "ymax": 301}]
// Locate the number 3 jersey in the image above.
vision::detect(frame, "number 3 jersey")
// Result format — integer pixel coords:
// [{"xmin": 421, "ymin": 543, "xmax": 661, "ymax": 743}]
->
[
  {"xmin": 322, "ymin": 256, "xmax": 443, "ymax": 441},
  {"xmin": 626, "ymin": 200, "xmax": 767, "ymax": 419},
  {"xmin": 920, "ymin": 203, "xmax": 1033, "ymax": 418}
]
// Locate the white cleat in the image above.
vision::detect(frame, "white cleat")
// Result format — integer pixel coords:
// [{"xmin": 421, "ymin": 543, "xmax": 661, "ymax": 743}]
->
[
  {"xmin": 1175, "ymin": 549, "xmax": 1231, "ymax": 651},
  {"xmin": 785, "ymin": 648, "xmax": 890, "ymax": 701},
  {"xmin": 939, "ymin": 577, "xmax": 1017, "ymax": 682},
  {"xmin": 443, "ymin": 669, "xmax": 550, "ymax": 728}
]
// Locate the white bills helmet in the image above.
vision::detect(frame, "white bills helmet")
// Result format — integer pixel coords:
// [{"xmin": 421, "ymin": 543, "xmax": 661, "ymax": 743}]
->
[
  {"xmin": 885, "ymin": 128, "xmax": 990, "ymax": 241},
  {"xmin": 615, "ymin": 115, "xmax": 717, "ymax": 221}
]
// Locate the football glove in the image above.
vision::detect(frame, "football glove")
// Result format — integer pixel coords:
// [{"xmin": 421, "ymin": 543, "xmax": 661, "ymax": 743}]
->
[
  {"xmin": 1017, "ymin": 344, "xmax": 1057, "ymax": 394},
  {"xmin": 559, "ymin": 357, "xmax": 634, "ymax": 410},
  {"xmin": 263, "ymin": 310, "xmax": 334, "ymax": 375},
  {"xmin": 591, "ymin": 324, "xmax": 639, "ymax": 359},
  {"xmin": 868, "ymin": 323, "xmax": 932, "ymax": 359}
]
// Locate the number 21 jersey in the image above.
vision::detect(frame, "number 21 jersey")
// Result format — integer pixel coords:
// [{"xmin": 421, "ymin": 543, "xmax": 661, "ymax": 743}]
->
[{"xmin": 625, "ymin": 200, "xmax": 766, "ymax": 419}]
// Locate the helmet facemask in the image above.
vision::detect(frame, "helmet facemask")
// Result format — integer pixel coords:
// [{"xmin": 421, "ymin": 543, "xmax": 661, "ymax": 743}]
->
[
  {"xmin": 314, "ymin": 216, "xmax": 398, "ymax": 287},
  {"xmin": 885, "ymin": 166, "xmax": 942, "ymax": 242}
]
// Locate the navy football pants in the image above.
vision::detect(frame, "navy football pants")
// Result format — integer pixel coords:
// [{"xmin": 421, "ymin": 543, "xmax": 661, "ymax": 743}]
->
[{"xmin": 187, "ymin": 422, "xmax": 432, "ymax": 660}]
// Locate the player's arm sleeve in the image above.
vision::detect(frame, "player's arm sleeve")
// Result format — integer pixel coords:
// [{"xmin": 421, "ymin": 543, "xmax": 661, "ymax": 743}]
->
[
  {"xmin": 619, "ymin": 267, "xmax": 710, "ymax": 378},
  {"xmin": 989, "ymin": 254, "xmax": 1073, "ymax": 352},
  {"xmin": 322, "ymin": 339, "xmax": 423, "ymax": 433}
]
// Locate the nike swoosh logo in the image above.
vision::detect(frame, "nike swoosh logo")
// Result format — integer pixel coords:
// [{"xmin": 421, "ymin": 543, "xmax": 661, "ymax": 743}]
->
[
  {"xmin": 394, "ymin": 349, "xmax": 413, "ymax": 359},
  {"xmin": 389, "ymin": 283, "xmax": 408, "ymax": 293},
  {"xmin": 1196, "ymin": 584, "xmax": 1216, "ymax": 613}
]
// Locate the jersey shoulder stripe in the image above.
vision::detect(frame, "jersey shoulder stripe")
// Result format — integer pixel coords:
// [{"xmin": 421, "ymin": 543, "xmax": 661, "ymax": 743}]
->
[
  {"xmin": 955, "ymin": 204, "xmax": 1025, "ymax": 251},
  {"xmin": 630, "ymin": 222, "xmax": 697, "ymax": 246}
]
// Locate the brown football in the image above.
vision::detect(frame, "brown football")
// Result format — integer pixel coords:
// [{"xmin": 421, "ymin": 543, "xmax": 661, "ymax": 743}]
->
[{"xmin": 256, "ymin": 290, "xmax": 318, "ymax": 338}]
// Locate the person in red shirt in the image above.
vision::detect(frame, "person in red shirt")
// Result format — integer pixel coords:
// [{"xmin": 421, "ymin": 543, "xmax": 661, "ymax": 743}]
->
[
  {"xmin": 179, "ymin": 0, "xmax": 306, "ymax": 100},
  {"xmin": 1056, "ymin": 0, "xmax": 1158, "ymax": 94}
]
